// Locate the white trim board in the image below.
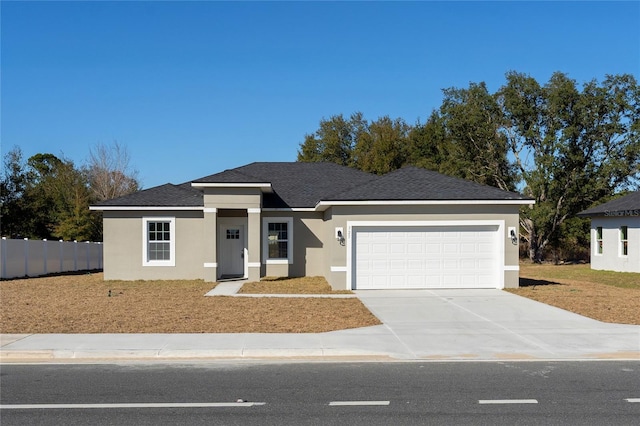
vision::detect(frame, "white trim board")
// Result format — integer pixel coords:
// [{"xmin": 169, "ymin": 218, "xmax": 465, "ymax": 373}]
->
[
  {"xmin": 142, "ymin": 217, "xmax": 176, "ymax": 267},
  {"xmin": 91, "ymin": 206, "xmax": 201, "ymax": 211},
  {"xmin": 191, "ymin": 182, "xmax": 273, "ymax": 191},
  {"xmin": 316, "ymin": 199, "xmax": 535, "ymax": 211},
  {"xmin": 262, "ymin": 217, "xmax": 294, "ymax": 265}
]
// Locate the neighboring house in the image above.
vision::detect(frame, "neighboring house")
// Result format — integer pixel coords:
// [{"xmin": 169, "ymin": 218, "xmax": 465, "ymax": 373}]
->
[
  {"xmin": 91, "ymin": 162, "xmax": 534, "ymax": 290},
  {"xmin": 578, "ymin": 192, "xmax": 640, "ymax": 273}
]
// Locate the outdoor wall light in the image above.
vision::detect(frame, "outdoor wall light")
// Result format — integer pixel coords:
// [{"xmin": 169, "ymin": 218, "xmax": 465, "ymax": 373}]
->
[
  {"xmin": 509, "ymin": 227, "xmax": 518, "ymax": 245},
  {"xmin": 335, "ymin": 227, "xmax": 345, "ymax": 246}
]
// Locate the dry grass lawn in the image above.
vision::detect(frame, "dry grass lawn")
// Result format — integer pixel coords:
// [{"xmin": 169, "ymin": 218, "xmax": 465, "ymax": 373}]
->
[
  {"xmin": 239, "ymin": 276, "xmax": 353, "ymax": 294},
  {"xmin": 510, "ymin": 263, "xmax": 640, "ymax": 325},
  {"xmin": 0, "ymin": 274, "xmax": 380, "ymax": 334}
]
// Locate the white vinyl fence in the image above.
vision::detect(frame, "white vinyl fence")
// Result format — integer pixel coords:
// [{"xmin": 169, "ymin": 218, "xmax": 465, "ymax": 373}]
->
[{"xmin": 0, "ymin": 238, "xmax": 103, "ymax": 279}]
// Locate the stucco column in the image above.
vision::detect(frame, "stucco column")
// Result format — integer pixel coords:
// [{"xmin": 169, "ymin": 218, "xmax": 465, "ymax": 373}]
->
[
  {"xmin": 247, "ymin": 208, "xmax": 261, "ymax": 281},
  {"xmin": 203, "ymin": 208, "xmax": 217, "ymax": 282}
]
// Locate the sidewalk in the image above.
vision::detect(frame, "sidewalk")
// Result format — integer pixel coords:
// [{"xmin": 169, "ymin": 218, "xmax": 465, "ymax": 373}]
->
[{"xmin": 2, "ymin": 287, "xmax": 639, "ymax": 363}]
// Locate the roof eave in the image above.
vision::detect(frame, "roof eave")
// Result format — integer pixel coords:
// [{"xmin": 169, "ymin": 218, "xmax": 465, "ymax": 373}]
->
[
  {"xmin": 191, "ymin": 182, "xmax": 273, "ymax": 192},
  {"xmin": 90, "ymin": 206, "xmax": 203, "ymax": 212},
  {"xmin": 314, "ymin": 199, "xmax": 535, "ymax": 211}
]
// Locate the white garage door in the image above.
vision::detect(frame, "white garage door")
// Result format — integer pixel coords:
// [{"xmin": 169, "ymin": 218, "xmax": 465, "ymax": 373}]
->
[{"xmin": 353, "ymin": 225, "xmax": 499, "ymax": 289}]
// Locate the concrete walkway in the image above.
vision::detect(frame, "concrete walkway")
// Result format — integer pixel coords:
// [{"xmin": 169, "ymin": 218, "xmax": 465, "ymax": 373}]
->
[{"xmin": 1, "ymin": 290, "xmax": 638, "ymax": 363}]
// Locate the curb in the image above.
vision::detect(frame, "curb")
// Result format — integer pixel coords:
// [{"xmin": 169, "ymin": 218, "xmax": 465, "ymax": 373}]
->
[
  {"xmin": 3, "ymin": 348, "xmax": 638, "ymax": 363},
  {"xmin": 0, "ymin": 349, "xmax": 396, "ymax": 363}
]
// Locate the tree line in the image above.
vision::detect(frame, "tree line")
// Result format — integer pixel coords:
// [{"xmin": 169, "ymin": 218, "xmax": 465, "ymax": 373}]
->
[
  {"xmin": 298, "ymin": 71, "xmax": 640, "ymax": 262},
  {"xmin": 1, "ymin": 142, "xmax": 139, "ymax": 242}
]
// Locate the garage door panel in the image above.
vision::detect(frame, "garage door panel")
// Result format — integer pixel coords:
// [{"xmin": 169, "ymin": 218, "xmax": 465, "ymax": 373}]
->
[
  {"xmin": 372, "ymin": 243, "xmax": 388, "ymax": 254},
  {"xmin": 407, "ymin": 259, "xmax": 423, "ymax": 269},
  {"xmin": 460, "ymin": 258, "xmax": 476, "ymax": 269},
  {"xmin": 407, "ymin": 243, "xmax": 423, "ymax": 254},
  {"xmin": 460, "ymin": 243, "xmax": 477, "ymax": 253},
  {"xmin": 354, "ymin": 225, "xmax": 499, "ymax": 289},
  {"xmin": 443, "ymin": 243, "xmax": 459, "ymax": 254},
  {"xmin": 425, "ymin": 243, "xmax": 441, "ymax": 254},
  {"xmin": 390, "ymin": 243, "xmax": 406, "ymax": 254},
  {"xmin": 407, "ymin": 275, "xmax": 426, "ymax": 287},
  {"xmin": 372, "ymin": 260, "xmax": 388, "ymax": 270}
]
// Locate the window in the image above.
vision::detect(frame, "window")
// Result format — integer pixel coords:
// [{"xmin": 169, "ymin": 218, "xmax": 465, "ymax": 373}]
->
[
  {"xmin": 143, "ymin": 217, "xmax": 175, "ymax": 266},
  {"xmin": 620, "ymin": 226, "xmax": 628, "ymax": 256},
  {"xmin": 226, "ymin": 229, "xmax": 240, "ymax": 240},
  {"xmin": 268, "ymin": 223, "xmax": 288, "ymax": 258},
  {"xmin": 263, "ymin": 217, "xmax": 293, "ymax": 264},
  {"xmin": 596, "ymin": 226, "xmax": 603, "ymax": 255}
]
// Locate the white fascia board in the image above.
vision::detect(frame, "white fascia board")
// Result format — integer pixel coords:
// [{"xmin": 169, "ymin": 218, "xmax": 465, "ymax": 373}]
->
[
  {"xmin": 262, "ymin": 207, "xmax": 316, "ymax": 212},
  {"xmin": 90, "ymin": 206, "xmax": 203, "ymax": 211},
  {"xmin": 191, "ymin": 182, "xmax": 273, "ymax": 191},
  {"xmin": 315, "ymin": 199, "xmax": 534, "ymax": 211}
]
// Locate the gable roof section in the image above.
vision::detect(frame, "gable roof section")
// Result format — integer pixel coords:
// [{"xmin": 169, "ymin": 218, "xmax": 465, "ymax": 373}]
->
[
  {"xmin": 324, "ymin": 166, "xmax": 530, "ymax": 203},
  {"xmin": 92, "ymin": 182, "xmax": 203, "ymax": 209},
  {"xmin": 192, "ymin": 167, "xmax": 271, "ymax": 185},
  {"xmin": 578, "ymin": 191, "xmax": 640, "ymax": 217},
  {"xmin": 193, "ymin": 162, "xmax": 376, "ymax": 208}
]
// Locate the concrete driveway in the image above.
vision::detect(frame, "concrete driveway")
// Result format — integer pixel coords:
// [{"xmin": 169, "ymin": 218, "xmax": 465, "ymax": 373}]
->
[{"xmin": 354, "ymin": 289, "xmax": 640, "ymax": 360}]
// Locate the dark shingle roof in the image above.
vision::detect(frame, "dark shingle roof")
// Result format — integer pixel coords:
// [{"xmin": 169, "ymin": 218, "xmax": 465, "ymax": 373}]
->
[
  {"xmin": 93, "ymin": 162, "xmax": 531, "ymax": 209},
  {"xmin": 192, "ymin": 168, "xmax": 269, "ymax": 184},
  {"xmin": 578, "ymin": 192, "xmax": 640, "ymax": 217},
  {"xmin": 193, "ymin": 162, "xmax": 376, "ymax": 208},
  {"xmin": 328, "ymin": 166, "xmax": 529, "ymax": 201},
  {"xmin": 95, "ymin": 182, "xmax": 203, "ymax": 207}
]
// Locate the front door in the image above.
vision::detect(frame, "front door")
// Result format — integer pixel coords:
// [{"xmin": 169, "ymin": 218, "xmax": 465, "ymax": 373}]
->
[{"xmin": 220, "ymin": 225, "xmax": 245, "ymax": 278}]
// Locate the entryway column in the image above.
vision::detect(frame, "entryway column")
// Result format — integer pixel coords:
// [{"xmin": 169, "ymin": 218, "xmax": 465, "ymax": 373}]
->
[
  {"xmin": 203, "ymin": 208, "xmax": 217, "ymax": 282},
  {"xmin": 247, "ymin": 208, "xmax": 261, "ymax": 281}
]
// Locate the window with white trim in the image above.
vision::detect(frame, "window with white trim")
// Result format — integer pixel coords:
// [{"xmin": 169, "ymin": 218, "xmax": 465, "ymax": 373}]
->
[
  {"xmin": 596, "ymin": 226, "xmax": 603, "ymax": 255},
  {"xmin": 620, "ymin": 226, "xmax": 628, "ymax": 256},
  {"xmin": 143, "ymin": 217, "xmax": 175, "ymax": 266},
  {"xmin": 262, "ymin": 217, "xmax": 293, "ymax": 264}
]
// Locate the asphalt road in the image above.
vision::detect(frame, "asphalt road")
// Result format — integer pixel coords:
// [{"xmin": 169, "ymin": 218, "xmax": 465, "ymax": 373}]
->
[{"xmin": 1, "ymin": 361, "xmax": 639, "ymax": 425}]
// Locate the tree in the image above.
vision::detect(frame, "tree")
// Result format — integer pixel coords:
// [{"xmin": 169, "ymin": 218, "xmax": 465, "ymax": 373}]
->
[
  {"xmin": 1, "ymin": 149, "xmax": 99, "ymax": 241},
  {"xmin": 405, "ymin": 112, "xmax": 449, "ymax": 172},
  {"xmin": 22, "ymin": 153, "xmax": 98, "ymax": 241},
  {"xmin": 0, "ymin": 146, "xmax": 29, "ymax": 237},
  {"xmin": 500, "ymin": 71, "xmax": 640, "ymax": 262},
  {"xmin": 297, "ymin": 113, "xmax": 367, "ymax": 166},
  {"xmin": 436, "ymin": 83, "xmax": 516, "ymax": 191},
  {"xmin": 353, "ymin": 116, "xmax": 410, "ymax": 174},
  {"xmin": 86, "ymin": 141, "xmax": 140, "ymax": 202},
  {"xmin": 22, "ymin": 153, "xmax": 65, "ymax": 239}
]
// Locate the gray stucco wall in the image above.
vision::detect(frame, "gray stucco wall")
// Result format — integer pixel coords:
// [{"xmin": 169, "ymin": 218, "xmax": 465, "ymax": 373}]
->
[
  {"xmin": 102, "ymin": 210, "xmax": 205, "ymax": 280},
  {"xmin": 261, "ymin": 211, "xmax": 325, "ymax": 278}
]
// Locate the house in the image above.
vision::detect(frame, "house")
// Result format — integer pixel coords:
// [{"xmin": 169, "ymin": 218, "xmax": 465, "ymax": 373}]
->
[
  {"xmin": 90, "ymin": 162, "xmax": 534, "ymax": 290},
  {"xmin": 577, "ymin": 192, "xmax": 640, "ymax": 273}
]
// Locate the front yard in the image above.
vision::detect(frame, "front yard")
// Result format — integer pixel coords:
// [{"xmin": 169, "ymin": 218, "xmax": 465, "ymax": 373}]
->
[
  {"xmin": 510, "ymin": 263, "xmax": 640, "ymax": 325},
  {"xmin": 0, "ymin": 274, "xmax": 380, "ymax": 333},
  {"xmin": 1, "ymin": 264, "xmax": 638, "ymax": 334}
]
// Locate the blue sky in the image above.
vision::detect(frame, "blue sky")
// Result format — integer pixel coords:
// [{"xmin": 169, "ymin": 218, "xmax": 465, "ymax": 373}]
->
[{"xmin": 2, "ymin": 1, "xmax": 639, "ymax": 189}]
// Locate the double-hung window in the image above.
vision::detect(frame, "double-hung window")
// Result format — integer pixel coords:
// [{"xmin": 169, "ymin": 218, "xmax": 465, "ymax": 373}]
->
[
  {"xmin": 263, "ymin": 217, "xmax": 293, "ymax": 264},
  {"xmin": 620, "ymin": 226, "xmax": 628, "ymax": 256},
  {"xmin": 596, "ymin": 226, "xmax": 603, "ymax": 255},
  {"xmin": 143, "ymin": 217, "xmax": 175, "ymax": 266}
]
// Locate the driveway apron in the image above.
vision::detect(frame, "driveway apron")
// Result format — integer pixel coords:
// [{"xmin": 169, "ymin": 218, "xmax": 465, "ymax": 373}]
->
[{"xmin": 354, "ymin": 289, "xmax": 640, "ymax": 360}]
